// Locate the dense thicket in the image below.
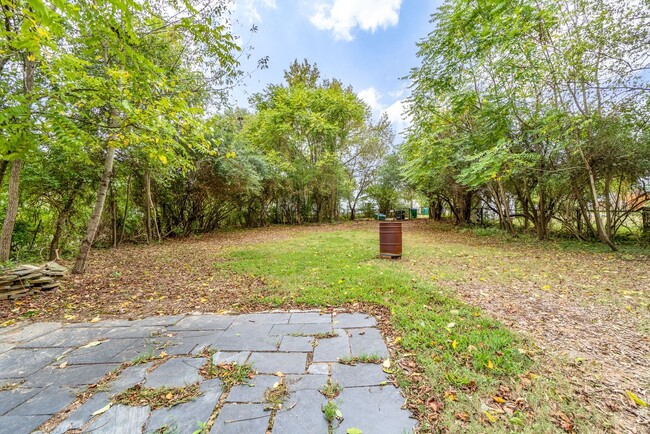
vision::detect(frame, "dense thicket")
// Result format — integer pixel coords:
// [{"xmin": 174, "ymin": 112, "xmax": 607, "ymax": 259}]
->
[{"xmin": 403, "ymin": 0, "xmax": 650, "ymax": 248}]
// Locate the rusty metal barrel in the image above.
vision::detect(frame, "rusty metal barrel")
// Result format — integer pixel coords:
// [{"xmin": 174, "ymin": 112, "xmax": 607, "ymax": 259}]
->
[{"xmin": 379, "ymin": 221, "xmax": 402, "ymax": 259}]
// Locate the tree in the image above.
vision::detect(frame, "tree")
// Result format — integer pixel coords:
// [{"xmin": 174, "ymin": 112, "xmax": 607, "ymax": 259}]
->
[{"xmin": 404, "ymin": 0, "xmax": 650, "ymax": 245}]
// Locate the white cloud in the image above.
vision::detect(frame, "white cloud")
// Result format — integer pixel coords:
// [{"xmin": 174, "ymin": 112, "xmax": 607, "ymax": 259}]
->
[
  {"xmin": 235, "ymin": 0, "xmax": 277, "ymax": 23},
  {"xmin": 357, "ymin": 87, "xmax": 383, "ymax": 112},
  {"xmin": 384, "ymin": 99, "xmax": 411, "ymax": 133},
  {"xmin": 310, "ymin": 0, "xmax": 403, "ymax": 41},
  {"xmin": 357, "ymin": 87, "xmax": 411, "ymax": 134}
]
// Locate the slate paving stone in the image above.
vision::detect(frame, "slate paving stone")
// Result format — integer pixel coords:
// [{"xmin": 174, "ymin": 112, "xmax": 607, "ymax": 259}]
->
[
  {"xmin": 117, "ymin": 338, "xmax": 168, "ymax": 363},
  {"xmin": 25, "ymin": 363, "xmax": 119, "ymax": 387},
  {"xmin": 0, "ymin": 347, "xmax": 67, "ymax": 378},
  {"xmin": 107, "ymin": 363, "xmax": 153, "ymax": 395},
  {"xmin": 157, "ymin": 330, "xmax": 221, "ymax": 355},
  {"xmin": 213, "ymin": 330, "xmax": 279, "ymax": 352},
  {"xmin": 51, "ymin": 392, "xmax": 111, "ymax": 434},
  {"xmin": 348, "ymin": 328, "xmax": 390, "ymax": 358},
  {"xmin": 307, "ymin": 363, "xmax": 330, "ymax": 375},
  {"xmin": 285, "ymin": 374, "xmax": 328, "ymax": 392},
  {"xmin": 312, "ymin": 329, "xmax": 351, "ymax": 362},
  {"xmin": 210, "ymin": 403, "xmax": 270, "ymax": 434},
  {"xmin": 248, "ymin": 352, "xmax": 308, "ymax": 374},
  {"xmin": 269, "ymin": 322, "xmax": 334, "ymax": 336},
  {"xmin": 17, "ymin": 327, "xmax": 108, "ymax": 348},
  {"xmin": 231, "ymin": 313, "xmax": 291, "ymax": 325},
  {"xmin": 0, "ymin": 415, "xmax": 50, "ymax": 433},
  {"xmin": 0, "ymin": 322, "xmax": 61, "ymax": 343},
  {"xmin": 212, "ymin": 351, "xmax": 250, "ymax": 365},
  {"xmin": 103, "ymin": 326, "xmax": 166, "ymax": 339},
  {"xmin": 331, "ymin": 363, "xmax": 389, "ymax": 388},
  {"xmin": 1, "ymin": 312, "xmax": 417, "ymax": 433},
  {"xmin": 0, "ymin": 388, "xmax": 41, "ymax": 415},
  {"xmin": 334, "ymin": 386, "xmax": 417, "ymax": 434},
  {"xmin": 135, "ymin": 315, "xmax": 185, "ymax": 327},
  {"xmin": 84, "ymin": 404, "xmax": 150, "ymax": 434},
  {"xmin": 272, "ymin": 389, "xmax": 329, "ymax": 433},
  {"xmin": 145, "ymin": 378, "xmax": 222, "ymax": 434},
  {"xmin": 279, "ymin": 335, "xmax": 314, "ymax": 352},
  {"xmin": 0, "ymin": 342, "xmax": 14, "ymax": 354},
  {"xmin": 145, "ymin": 357, "xmax": 205, "ymax": 388},
  {"xmin": 169, "ymin": 314, "xmax": 234, "ymax": 331},
  {"xmin": 289, "ymin": 312, "xmax": 332, "ymax": 324},
  {"xmin": 64, "ymin": 338, "xmax": 138, "ymax": 365},
  {"xmin": 226, "ymin": 375, "xmax": 277, "ymax": 403},
  {"xmin": 66, "ymin": 319, "xmax": 134, "ymax": 328},
  {"xmin": 333, "ymin": 313, "xmax": 377, "ymax": 329},
  {"xmin": 7, "ymin": 385, "xmax": 76, "ymax": 416}
]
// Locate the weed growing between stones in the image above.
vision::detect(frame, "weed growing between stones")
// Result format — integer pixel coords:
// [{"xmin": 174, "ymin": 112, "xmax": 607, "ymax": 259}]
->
[
  {"xmin": 322, "ymin": 400, "xmax": 343, "ymax": 425},
  {"xmin": 319, "ymin": 380, "xmax": 343, "ymax": 399},
  {"xmin": 198, "ymin": 356, "xmax": 254, "ymax": 392},
  {"xmin": 338, "ymin": 353, "xmax": 383, "ymax": 365},
  {"xmin": 263, "ymin": 378, "xmax": 289, "ymax": 410},
  {"xmin": 112, "ymin": 383, "xmax": 201, "ymax": 409}
]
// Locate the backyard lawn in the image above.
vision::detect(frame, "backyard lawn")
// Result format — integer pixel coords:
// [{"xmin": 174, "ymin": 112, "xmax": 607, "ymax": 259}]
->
[{"xmin": 1, "ymin": 220, "xmax": 648, "ymax": 433}]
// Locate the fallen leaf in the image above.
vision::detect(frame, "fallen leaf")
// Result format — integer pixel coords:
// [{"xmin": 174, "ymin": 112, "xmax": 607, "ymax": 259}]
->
[
  {"xmin": 487, "ymin": 360, "xmax": 494, "ymax": 369},
  {"xmin": 347, "ymin": 429, "xmax": 362, "ymax": 434},
  {"xmin": 90, "ymin": 316, "xmax": 101, "ymax": 323},
  {"xmin": 493, "ymin": 396, "xmax": 505, "ymax": 403},
  {"xmin": 91, "ymin": 403, "xmax": 112, "ymax": 416},
  {"xmin": 484, "ymin": 411, "xmax": 497, "ymax": 423},
  {"xmin": 275, "ymin": 371, "xmax": 285, "ymax": 377},
  {"xmin": 166, "ymin": 392, "xmax": 173, "ymax": 400},
  {"xmin": 452, "ymin": 340, "xmax": 458, "ymax": 350},
  {"xmin": 81, "ymin": 341, "xmax": 102, "ymax": 348},
  {"xmin": 382, "ymin": 359, "xmax": 391, "ymax": 369},
  {"xmin": 58, "ymin": 361, "xmax": 68, "ymax": 369},
  {"xmin": 625, "ymin": 390, "xmax": 648, "ymax": 407}
]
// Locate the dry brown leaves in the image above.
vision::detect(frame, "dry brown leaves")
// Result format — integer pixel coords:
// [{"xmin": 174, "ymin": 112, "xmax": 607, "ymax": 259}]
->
[
  {"xmin": 0, "ymin": 225, "xmax": 336, "ymax": 324},
  {"xmin": 405, "ymin": 220, "xmax": 650, "ymax": 433}
]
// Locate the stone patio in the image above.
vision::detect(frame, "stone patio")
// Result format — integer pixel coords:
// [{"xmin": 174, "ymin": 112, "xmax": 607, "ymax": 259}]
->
[{"xmin": 0, "ymin": 312, "xmax": 417, "ymax": 433}]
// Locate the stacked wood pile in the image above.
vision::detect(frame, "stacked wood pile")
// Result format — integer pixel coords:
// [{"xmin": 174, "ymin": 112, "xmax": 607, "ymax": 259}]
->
[{"xmin": 0, "ymin": 262, "xmax": 67, "ymax": 300}]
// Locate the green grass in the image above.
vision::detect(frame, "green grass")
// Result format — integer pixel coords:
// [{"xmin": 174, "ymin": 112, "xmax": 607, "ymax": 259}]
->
[{"xmin": 215, "ymin": 229, "xmax": 605, "ymax": 432}]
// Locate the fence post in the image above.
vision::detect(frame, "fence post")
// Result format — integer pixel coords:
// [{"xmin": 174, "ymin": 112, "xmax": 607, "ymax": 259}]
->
[{"xmin": 642, "ymin": 207, "xmax": 650, "ymax": 234}]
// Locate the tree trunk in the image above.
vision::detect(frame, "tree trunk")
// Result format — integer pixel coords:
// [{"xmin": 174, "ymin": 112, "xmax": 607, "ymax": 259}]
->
[
  {"xmin": 578, "ymin": 147, "xmax": 617, "ymax": 251},
  {"xmin": 0, "ymin": 159, "xmax": 8, "ymax": 187},
  {"xmin": 111, "ymin": 184, "xmax": 117, "ymax": 248},
  {"xmin": 49, "ymin": 187, "xmax": 79, "ymax": 261},
  {"xmin": 73, "ymin": 146, "xmax": 116, "ymax": 274},
  {"xmin": 0, "ymin": 160, "xmax": 24, "ymax": 261},
  {"xmin": 144, "ymin": 172, "xmax": 152, "ymax": 243},
  {"xmin": 144, "ymin": 171, "xmax": 161, "ymax": 242},
  {"xmin": 119, "ymin": 173, "xmax": 131, "ymax": 244}
]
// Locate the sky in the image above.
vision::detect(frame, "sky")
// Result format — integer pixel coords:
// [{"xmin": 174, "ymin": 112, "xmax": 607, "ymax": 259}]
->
[{"xmin": 229, "ymin": 0, "xmax": 443, "ymax": 136}]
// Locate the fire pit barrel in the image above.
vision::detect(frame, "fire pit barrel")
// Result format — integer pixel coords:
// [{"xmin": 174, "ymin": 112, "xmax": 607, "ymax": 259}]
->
[{"xmin": 379, "ymin": 221, "xmax": 402, "ymax": 259}]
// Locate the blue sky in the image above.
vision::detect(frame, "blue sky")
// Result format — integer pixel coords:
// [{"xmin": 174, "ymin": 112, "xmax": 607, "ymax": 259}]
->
[{"xmin": 230, "ymin": 0, "xmax": 443, "ymax": 134}]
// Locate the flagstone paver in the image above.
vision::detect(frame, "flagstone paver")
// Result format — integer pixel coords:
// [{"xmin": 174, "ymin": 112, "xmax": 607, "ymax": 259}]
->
[{"xmin": 0, "ymin": 311, "xmax": 417, "ymax": 433}]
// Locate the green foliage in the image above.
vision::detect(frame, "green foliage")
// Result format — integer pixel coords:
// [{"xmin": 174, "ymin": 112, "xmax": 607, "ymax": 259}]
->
[{"xmin": 403, "ymin": 0, "xmax": 650, "ymax": 241}]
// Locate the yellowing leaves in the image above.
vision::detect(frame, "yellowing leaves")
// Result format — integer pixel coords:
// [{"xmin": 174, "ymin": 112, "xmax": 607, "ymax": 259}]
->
[
  {"xmin": 625, "ymin": 390, "xmax": 648, "ymax": 407},
  {"xmin": 225, "ymin": 151, "xmax": 236, "ymax": 159},
  {"xmin": 158, "ymin": 155, "xmax": 168, "ymax": 164}
]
